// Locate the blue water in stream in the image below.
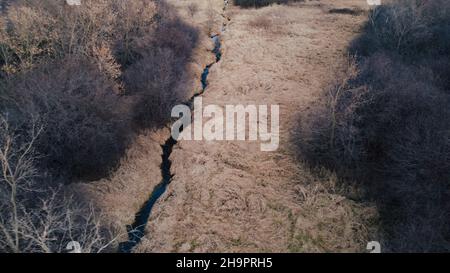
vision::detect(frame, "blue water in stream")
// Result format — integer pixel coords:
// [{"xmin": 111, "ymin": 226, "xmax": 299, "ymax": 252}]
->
[
  {"xmin": 201, "ymin": 35, "xmax": 221, "ymax": 90},
  {"xmin": 118, "ymin": 137, "xmax": 176, "ymax": 253},
  {"xmin": 118, "ymin": 35, "xmax": 222, "ymax": 253}
]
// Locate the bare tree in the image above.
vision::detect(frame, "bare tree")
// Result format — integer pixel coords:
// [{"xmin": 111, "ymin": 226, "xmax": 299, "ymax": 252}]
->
[
  {"xmin": 0, "ymin": 116, "xmax": 122, "ymax": 253},
  {"xmin": 0, "ymin": 115, "xmax": 41, "ymax": 252}
]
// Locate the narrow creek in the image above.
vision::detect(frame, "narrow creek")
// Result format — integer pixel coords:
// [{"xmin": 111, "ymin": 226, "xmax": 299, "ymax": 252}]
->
[{"xmin": 118, "ymin": 3, "xmax": 228, "ymax": 253}]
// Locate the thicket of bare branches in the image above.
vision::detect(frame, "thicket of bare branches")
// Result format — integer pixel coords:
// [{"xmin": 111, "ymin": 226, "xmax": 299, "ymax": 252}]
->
[
  {"xmin": 3, "ymin": 57, "xmax": 131, "ymax": 179},
  {"xmin": 0, "ymin": 0, "xmax": 197, "ymax": 252},
  {"xmin": 0, "ymin": 0, "xmax": 197, "ymax": 179},
  {"xmin": 297, "ymin": 0, "xmax": 450, "ymax": 252},
  {"xmin": 0, "ymin": 0, "xmax": 157, "ymax": 74},
  {"xmin": 0, "ymin": 116, "xmax": 120, "ymax": 253}
]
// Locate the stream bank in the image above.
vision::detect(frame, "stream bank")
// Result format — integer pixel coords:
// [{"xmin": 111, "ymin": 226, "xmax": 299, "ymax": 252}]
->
[{"xmin": 119, "ymin": 1, "xmax": 229, "ymax": 253}]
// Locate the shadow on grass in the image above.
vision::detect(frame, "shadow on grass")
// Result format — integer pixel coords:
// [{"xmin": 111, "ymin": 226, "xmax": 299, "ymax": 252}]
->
[{"xmin": 233, "ymin": 0, "xmax": 304, "ymax": 8}]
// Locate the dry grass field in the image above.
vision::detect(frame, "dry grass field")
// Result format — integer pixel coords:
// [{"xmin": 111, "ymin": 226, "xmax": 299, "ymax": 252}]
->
[
  {"xmin": 131, "ymin": 0, "xmax": 379, "ymax": 253},
  {"xmin": 1, "ymin": 0, "xmax": 449, "ymax": 253}
]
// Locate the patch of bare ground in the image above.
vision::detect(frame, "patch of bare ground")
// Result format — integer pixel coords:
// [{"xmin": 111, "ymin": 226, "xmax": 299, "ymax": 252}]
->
[{"xmin": 134, "ymin": 0, "xmax": 378, "ymax": 252}]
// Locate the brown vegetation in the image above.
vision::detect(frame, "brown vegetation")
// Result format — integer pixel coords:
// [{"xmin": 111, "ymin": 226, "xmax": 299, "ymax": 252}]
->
[
  {"xmin": 3, "ymin": 0, "xmax": 448, "ymax": 253},
  {"xmin": 0, "ymin": 0, "xmax": 198, "ymax": 179},
  {"xmin": 0, "ymin": 0, "xmax": 198, "ymax": 252},
  {"xmin": 134, "ymin": 1, "xmax": 377, "ymax": 253},
  {"xmin": 298, "ymin": 0, "xmax": 450, "ymax": 252},
  {"xmin": 0, "ymin": 117, "xmax": 118, "ymax": 252}
]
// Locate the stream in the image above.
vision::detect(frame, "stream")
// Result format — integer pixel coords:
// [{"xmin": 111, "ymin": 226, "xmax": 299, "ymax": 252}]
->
[{"xmin": 118, "ymin": 2, "xmax": 228, "ymax": 253}]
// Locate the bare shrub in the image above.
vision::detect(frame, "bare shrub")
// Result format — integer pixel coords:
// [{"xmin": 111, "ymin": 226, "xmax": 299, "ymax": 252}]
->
[
  {"xmin": 0, "ymin": 117, "xmax": 119, "ymax": 253},
  {"xmin": 92, "ymin": 43, "xmax": 123, "ymax": 89},
  {"xmin": 298, "ymin": 0, "xmax": 450, "ymax": 252},
  {"xmin": 124, "ymin": 48, "xmax": 188, "ymax": 128},
  {"xmin": 0, "ymin": 0, "xmax": 198, "ymax": 179},
  {"xmin": 0, "ymin": 0, "xmax": 158, "ymax": 75},
  {"xmin": 3, "ymin": 57, "xmax": 131, "ymax": 179},
  {"xmin": 299, "ymin": 54, "xmax": 450, "ymax": 252},
  {"xmin": 124, "ymin": 12, "xmax": 198, "ymax": 127},
  {"xmin": 0, "ymin": 0, "xmax": 198, "ymax": 253},
  {"xmin": 0, "ymin": 3, "xmax": 57, "ymax": 73},
  {"xmin": 351, "ymin": 0, "xmax": 450, "ymax": 58},
  {"xmin": 150, "ymin": 17, "xmax": 198, "ymax": 59}
]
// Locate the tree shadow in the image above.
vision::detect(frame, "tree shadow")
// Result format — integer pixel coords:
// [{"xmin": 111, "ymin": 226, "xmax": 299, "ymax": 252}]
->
[{"xmin": 233, "ymin": 0, "xmax": 302, "ymax": 9}]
